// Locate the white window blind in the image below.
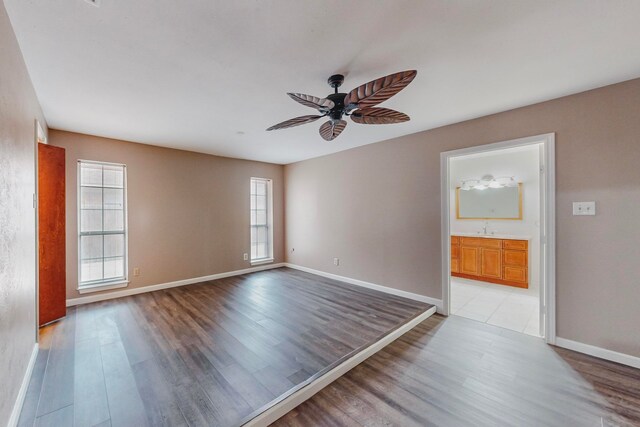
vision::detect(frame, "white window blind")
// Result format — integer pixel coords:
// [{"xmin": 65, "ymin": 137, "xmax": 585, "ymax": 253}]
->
[
  {"xmin": 250, "ymin": 177, "xmax": 273, "ymax": 263},
  {"xmin": 78, "ymin": 161, "xmax": 127, "ymax": 287}
]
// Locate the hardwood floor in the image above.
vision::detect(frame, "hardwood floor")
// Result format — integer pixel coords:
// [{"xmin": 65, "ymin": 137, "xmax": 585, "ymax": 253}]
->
[
  {"xmin": 273, "ymin": 314, "xmax": 640, "ymax": 427},
  {"xmin": 18, "ymin": 267, "xmax": 433, "ymax": 427}
]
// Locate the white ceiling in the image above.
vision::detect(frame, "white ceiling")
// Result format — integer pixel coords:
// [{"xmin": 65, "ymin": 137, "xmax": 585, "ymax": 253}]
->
[{"xmin": 5, "ymin": 1, "xmax": 640, "ymax": 164}]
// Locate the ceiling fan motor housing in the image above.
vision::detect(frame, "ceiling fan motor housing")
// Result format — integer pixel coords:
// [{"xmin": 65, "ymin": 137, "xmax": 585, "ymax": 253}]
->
[{"xmin": 327, "ymin": 92, "xmax": 347, "ymax": 120}]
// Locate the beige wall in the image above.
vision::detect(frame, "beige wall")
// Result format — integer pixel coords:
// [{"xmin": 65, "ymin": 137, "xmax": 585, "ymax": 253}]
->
[
  {"xmin": 49, "ymin": 130, "xmax": 284, "ymax": 300},
  {"xmin": 0, "ymin": 2, "xmax": 47, "ymax": 424},
  {"xmin": 285, "ymin": 78, "xmax": 640, "ymax": 357}
]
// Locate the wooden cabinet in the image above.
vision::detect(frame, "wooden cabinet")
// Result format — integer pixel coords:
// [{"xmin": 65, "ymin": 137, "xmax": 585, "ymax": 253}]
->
[{"xmin": 451, "ymin": 236, "xmax": 528, "ymax": 288}]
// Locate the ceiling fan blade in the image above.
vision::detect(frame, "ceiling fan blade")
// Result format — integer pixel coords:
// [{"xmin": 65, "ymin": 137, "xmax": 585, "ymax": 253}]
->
[
  {"xmin": 344, "ymin": 70, "xmax": 417, "ymax": 109},
  {"xmin": 266, "ymin": 115, "xmax": 323, "ymax": 131},
  {"xmin": 287, "ymin": 93, "xmax": 335, "ymax": 111},
  {"xmin": 351, "ymin": 107, "xmax": 410, "ymax": 125},
  {"xmin": 319, "ymin": 120, "xmax": 347, "ymax": 141}
]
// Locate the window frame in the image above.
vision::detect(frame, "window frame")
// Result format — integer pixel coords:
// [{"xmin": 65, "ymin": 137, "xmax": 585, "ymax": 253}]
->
[
  {"xmin": 249, "ymin": 177, "xmax": 274, "ymax": 265},
  {"xmin": 77, "ymin": 159, "xmax": 129, "ymax": 293}
]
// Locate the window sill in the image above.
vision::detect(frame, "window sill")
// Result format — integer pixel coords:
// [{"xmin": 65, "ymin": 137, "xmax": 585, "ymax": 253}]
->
[
  {"xmin": 251, "ymin": 258, "xmax": 274, "ymax": 266},
  {"xmin": 77, "ymin": 280, "xmax": 129, "ymax": 294}
]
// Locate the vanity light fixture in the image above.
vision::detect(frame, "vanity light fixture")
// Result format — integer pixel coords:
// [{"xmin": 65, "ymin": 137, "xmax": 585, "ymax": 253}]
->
[{"xmin": 460, "ymin": 175, "xmax": 516, "ymax": 190}]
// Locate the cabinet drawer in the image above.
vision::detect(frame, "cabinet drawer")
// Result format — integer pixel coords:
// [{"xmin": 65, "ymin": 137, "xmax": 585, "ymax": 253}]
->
[
  {"xmin": 451, "ymin": 235, "xmax": 460, "ymax": 245},
  {"xmin": 503, "ymin": 240, "xmax": 528, "ymax": 250},
  {"xmin": 460, "ymin": 237, "xmax": 502, "ymax": 249},
  {"xmin": 451, "ymin": 245, "xmax": 460, "ymax": 259},
  {"xmin": 503, "ymin": 266, "xmax": 528, "ymax": 283},
  {"xmin": 503, "ymin": 250, "xmax": 527, "ymax": 267}
]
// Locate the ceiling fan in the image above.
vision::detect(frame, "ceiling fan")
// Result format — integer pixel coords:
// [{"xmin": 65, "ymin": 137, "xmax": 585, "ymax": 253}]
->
[{"xmin": 266, "ymin": 70, "xmax": 417, "ymax": 141}]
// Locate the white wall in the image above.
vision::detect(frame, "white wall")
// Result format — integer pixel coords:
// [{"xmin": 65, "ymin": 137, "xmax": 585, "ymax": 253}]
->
[{"xmin": 450, "ymin": 144, "xmax": 541, "ymax": 291}]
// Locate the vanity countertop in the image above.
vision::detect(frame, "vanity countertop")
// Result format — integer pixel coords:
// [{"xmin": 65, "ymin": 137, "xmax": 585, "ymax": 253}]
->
[{"xmin": 452, "ymin": 232, "xmax": 532, "ymax": 240}]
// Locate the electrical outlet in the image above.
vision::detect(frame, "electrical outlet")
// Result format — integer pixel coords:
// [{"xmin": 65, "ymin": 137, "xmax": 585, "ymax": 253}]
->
[
  {"xmin": 133, "ymin": 267, "xmax": 140, "ymax": 277},
  {"xmin": 333, "ymin": 257, "xmax": 339, "ymax": 266},
  {"xmin": 573, "ymin": 201, "xmax": 596, "ymax": 216},
  {"xmin": 243, "ymin": 253, "xmax": 248, "ymax": 261}
]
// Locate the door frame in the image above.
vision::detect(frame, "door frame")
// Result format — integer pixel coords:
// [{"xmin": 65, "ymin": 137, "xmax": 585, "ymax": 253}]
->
[
  {"xmin": 34, "ymin": 119, "xmax": 46, "ymax": 339},
  {"xmin": 440, "ymin": 133, "xmax": 556, "ymax": 344}
]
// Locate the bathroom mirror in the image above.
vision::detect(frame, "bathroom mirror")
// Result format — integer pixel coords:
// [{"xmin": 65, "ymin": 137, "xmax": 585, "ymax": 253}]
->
[{"xmin": 456, "ymin": 183, "xmax": 522, "ymax": 220}]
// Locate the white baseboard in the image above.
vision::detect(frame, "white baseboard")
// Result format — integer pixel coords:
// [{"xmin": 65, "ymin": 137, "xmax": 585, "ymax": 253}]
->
[
  {"xmin": 66, "ymin": 263, "xmax": 285, "ymax": 306},
  {"xmin": 244, "ymin": 305, "xmax": 437, "ymax": 426},
  {"xmin": 7, "ymin": 344, "xmax": 38, "ymax": 427},
  {"xmin": 555, "ymin": 337, "xmax": 640, "ymax": 369},
  {"xmin": 284, "ymin": 263, "xmax": 443, "ymax": 313}
]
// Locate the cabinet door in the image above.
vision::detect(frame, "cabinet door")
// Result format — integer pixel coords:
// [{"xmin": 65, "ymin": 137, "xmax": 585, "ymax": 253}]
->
[
  {"xmin": 451, "ymin": 244, "xmax": 460, "ymax": 259},
  {"xmin": 451, "ymin": 259, "xmax": 459, "ymax": 273},
  {"xmin": 460, "ymin": 246, "xmax": 480, "ymax": 276},
  {"xmin": 450, "ymin": 239, "xmax": 460, "ymax": 274},
  {"xmin": 481, "ymin": 248, "xmax": 502, "ymax": 279}
]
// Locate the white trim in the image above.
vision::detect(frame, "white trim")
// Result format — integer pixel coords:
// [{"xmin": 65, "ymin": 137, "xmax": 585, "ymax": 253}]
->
[
  {"xmin": 66, "ymin": 263, "xmax": 285, "ymax": 306},
  {"xmin": 544, "ymin": 135, "xmax": 557, "ymax": 344},
  {"xmin": 284, "ymin": 263, "xmax": 443, "ymax": 312},
  {"xmin": 77, "ymin": 160, "xmax": 129, "ymax": 289},
  {"xmin": 77, "ymin": 280, "xmax": 129, "ymax": 294},
  {"xmin": 250, "ymin": 258, "xmax": 274, "ymax": 266},
  {"xmin": 555, "ymin": 337, "xmax": 640, "ymax": 370},
  {"xmin": 7, "ymin": 344, "xmax": 38, "ymax": 427},
  {"xmin": 250, "ymin": 177, "xmax": 274, "ymax": 263},
  {"xmin": 440, "ymin": 133, "xmax": 556, "ymax": 344},
  {"xmin": 244, "ymin": 305, "xmax": 437, "ymax": 426}
]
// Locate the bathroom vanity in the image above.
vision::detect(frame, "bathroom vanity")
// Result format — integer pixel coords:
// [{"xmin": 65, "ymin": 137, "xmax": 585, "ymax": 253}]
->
[{"xmin": 451, "ymin": 234, "xmax": 529, "ymax": 288}]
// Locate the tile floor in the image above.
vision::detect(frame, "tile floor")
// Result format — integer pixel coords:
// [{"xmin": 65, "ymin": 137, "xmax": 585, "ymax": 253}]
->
[{"xmin": 451, "ymin": 277, "xmax": 541, "ymax": 337}]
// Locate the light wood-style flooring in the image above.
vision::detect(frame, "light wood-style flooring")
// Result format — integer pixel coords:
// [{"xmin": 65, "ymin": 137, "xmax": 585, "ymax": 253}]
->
[
  {"xmin": 18, "ymin": 267, "xmax": 432, "ymax": 427},
  {"xmin": 274, "ymin": 314, "xmax": 640, "ymax": 427}
]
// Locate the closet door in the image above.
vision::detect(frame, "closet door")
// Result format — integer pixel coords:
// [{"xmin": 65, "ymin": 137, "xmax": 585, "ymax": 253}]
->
[{"xmin": 38, "ymin": 143, "xmax": 66, "ymax": 326}]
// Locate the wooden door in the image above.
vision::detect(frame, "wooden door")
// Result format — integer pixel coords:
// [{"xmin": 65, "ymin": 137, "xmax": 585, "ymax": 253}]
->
[
  {"xmin": 481, "ymin": 248, "xmax": 502, "ymax": 279},
  {"xmin": 38, "ymin": 143, "xmax": 66, "ymax": 326},
  {"xmin": 460, "ymin": 246, "xmax": 480, "ymax": 276}
]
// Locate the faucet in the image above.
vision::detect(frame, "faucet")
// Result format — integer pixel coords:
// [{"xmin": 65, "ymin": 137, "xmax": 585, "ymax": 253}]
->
[{"xmin": 480, "ymin": 221, "xmax": 490, "ymax": 235}]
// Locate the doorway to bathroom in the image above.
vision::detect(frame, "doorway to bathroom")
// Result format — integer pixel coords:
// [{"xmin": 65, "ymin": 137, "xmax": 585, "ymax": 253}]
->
[{"xmin": 440, "ymin": 134, "xmax": 556, "ymax": 342}]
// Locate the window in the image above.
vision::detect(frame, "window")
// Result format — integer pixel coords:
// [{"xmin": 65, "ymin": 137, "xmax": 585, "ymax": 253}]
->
[
  {"xmin": 250, "ymin": 177, "xmax": 273, "ymax": 264},
  {"xmin": 78, "ymin": 161, "xmax": 127, "ymax": 289}
]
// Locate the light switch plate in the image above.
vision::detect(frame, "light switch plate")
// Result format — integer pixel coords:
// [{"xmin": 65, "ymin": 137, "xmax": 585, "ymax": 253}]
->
[{"xmin": 573, "ymin": 201, "xmax": 596, "ymax": 216}]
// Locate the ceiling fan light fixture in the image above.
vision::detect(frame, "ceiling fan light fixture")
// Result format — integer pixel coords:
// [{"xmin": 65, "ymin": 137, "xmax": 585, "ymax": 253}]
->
[{"xmin": 461, "ymin": 175, "xmax": 517, "ymax": 190}]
